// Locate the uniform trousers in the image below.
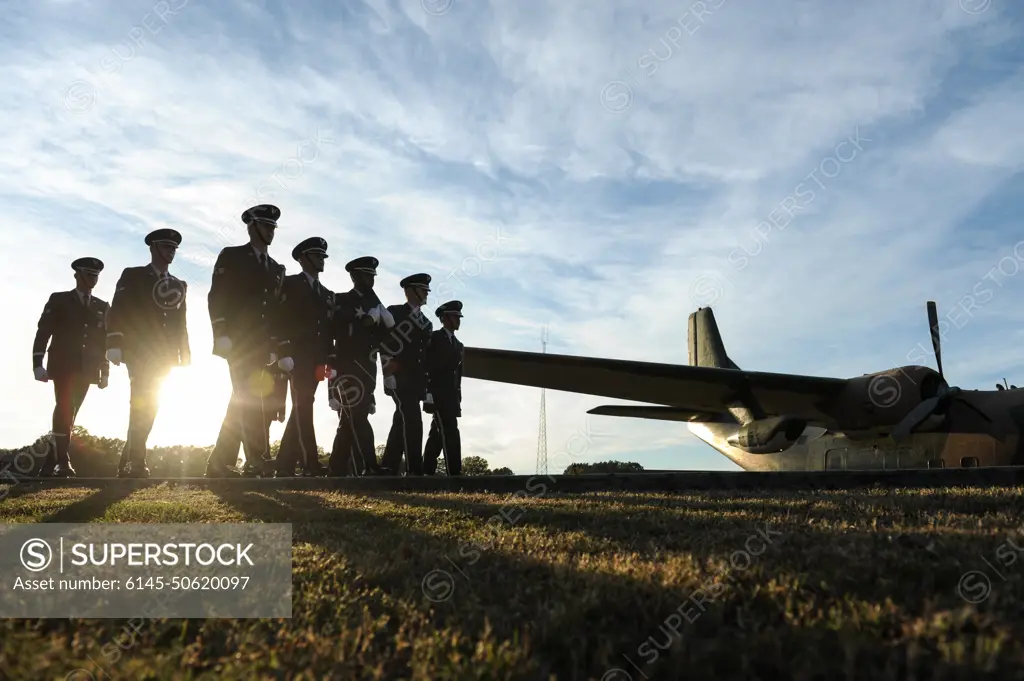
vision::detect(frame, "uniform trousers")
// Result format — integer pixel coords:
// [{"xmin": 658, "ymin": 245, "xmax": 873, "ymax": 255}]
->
[
  {"xmin": 118, "ymin": 362, "xmax": 171, "ymax": 471},
  {"xmin": 328, "ymin": 368, "xmax": 376, "ymax": 475},
  {"xmin": 278, "ymin": 363, "xmax": 321, "ymax": 473},
  {"xmin": 208, "ymin": 352, "xmax": 276, "ymax": 470},
  {"xmin": 381, "ymin": 383, "xmax": 424, "ymax": 476},
  {"xmin": 423, "ymin": 406, "xmax": 462, "ymax": 476},
  {"xmin": 43, "ymin": 372, "xmax": 92, "ymax": 471}
]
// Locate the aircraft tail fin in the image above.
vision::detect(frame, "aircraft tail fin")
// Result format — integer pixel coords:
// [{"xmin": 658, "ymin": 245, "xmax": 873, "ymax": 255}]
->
[{"xmin": 688, "ymin": 307, "xmax": 739, "ymax": 369}]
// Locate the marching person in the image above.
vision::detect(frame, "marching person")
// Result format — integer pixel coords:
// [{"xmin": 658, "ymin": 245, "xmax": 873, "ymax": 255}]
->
[
  {"xmin": 276, "ymin": 237, "xmax": 334, "ymax": 477},
  {"xmin": 204, "ymin": 204, "xmax": 294, "ymax": 478},
  {"xmin": 379, "ymin": 273, "xmax": 433, "ymax": 476},
  {"xmin": 326, "ymin": 256, "xmax": 393, "ymax": 476},
  {"xmin": 106, "ymin": 229, "xmax": 191, "ymax": 478},
  {"xmin": 423, "ymin": 300, "xmax": 465, "ymax": 476},
  {"xmin": 32, "ymin": 257, "xmax": 110, "ymax": 477}
]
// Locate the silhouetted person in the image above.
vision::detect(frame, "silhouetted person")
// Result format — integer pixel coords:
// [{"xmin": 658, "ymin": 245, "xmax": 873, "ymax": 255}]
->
[
  {"xmin": 327, "ymin": 256, "xmax": 392, "ymax": 476},
  {"xmin": 205, "ymin": 204, "xmax": 294, "ymax": 478},
  {"xmin": 276, "ymin": 237, "xmax": 333, "ymax": 477},
  {"xmin": 106, "ymin": 229, "xmax": 191, "ymax": 478},
  {"xmin": 32, "ymin": 257, "xmax": 110, "ymax": 477},
  {"xmin": 380, "ymin": 273, "xmax": 433, "ymax": 476},
  {"xmin": 423, "ymin": 300, "xmax": 464, "ymax": 476}
]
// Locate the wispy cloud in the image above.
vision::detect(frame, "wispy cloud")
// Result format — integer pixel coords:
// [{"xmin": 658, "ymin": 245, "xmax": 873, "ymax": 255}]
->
[{"xmin": 2, "ymin": 0, "xmax": 1022, "ymax": 473}]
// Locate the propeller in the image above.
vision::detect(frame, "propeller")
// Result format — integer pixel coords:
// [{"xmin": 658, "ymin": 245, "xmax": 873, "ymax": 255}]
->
[
  {"xmin": 890, "ymin": 301, "xmax": 992, "ymax": 441},
  {"xmin": 927, "ymin": 300, "xmax": 943, "ymax": 378}
]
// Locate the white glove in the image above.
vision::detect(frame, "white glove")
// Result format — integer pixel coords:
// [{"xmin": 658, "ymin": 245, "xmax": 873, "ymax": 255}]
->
[
  {"xmin": 424, "ymin": 392, "xmax": 434, "ymax": 405},
  {"xmin": 214, "ymin": 336, "xmax": 232, "ymax": 354},
  {"xmin": 383, "ymin": 375, "xmax": 397, "ymax": 391},
  {"xmin": 367, "ymin": 306, "xmax": 381, "ymax": 323},
  {"xmin": 106, "ymin": 348, "xmax": 122, "ymax": 365},
  {"xmin": 328, "ymin": 369, "xmax": 337, "ymax": 380},
  {"xmin": 278, "ymin": 356, "xmax": 294, "ymax": 372},
  {"xmin": 34, "ymin": 366, "xmax": 48, "ymax": 382},
  {"xmin": 378, "ymin": 304, "xmax": 395, "ymax": 328},
  {"xmin": 329, "ymin": 397, "xmax": 341, "ymax": 412}
]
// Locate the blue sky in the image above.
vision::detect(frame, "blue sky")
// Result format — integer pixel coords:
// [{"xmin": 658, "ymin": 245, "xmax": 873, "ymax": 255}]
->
[{"xmin": 2, "ymin": 0, "xmax": 1022, "ymax": 474}]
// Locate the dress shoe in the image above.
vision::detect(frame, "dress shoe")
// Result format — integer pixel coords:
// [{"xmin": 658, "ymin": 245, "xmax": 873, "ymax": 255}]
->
[
  {"xmin": 205, "ymin": 464, "xmax": 240, "ymax": 478},
  {"xmin": 241, "ymin": 459, "xmax": 272, "ymax": 477}
]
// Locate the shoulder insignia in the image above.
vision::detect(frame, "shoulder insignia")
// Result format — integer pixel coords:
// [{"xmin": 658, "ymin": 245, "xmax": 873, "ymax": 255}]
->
[{"xmin": 216, "ymin": 267, "xmax": 226, "ymax": 274}]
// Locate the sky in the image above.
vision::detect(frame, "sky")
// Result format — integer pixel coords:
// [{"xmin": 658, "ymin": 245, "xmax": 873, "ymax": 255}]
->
[{"xmin": 1, "ymin": 0, "xmax": 1022, "ymax": 475}]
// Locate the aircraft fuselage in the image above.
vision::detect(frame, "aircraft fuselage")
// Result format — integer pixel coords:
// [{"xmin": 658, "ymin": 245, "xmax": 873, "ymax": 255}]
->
[{"xmin": 687, "ymin": 403, "xmax": 1024, "ymax": 472}]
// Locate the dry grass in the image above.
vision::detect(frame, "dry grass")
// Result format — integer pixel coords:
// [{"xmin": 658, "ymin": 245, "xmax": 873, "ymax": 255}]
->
[{"xmin": 1, "ymin": 483, "xmax": 1024, "ymax": 680}]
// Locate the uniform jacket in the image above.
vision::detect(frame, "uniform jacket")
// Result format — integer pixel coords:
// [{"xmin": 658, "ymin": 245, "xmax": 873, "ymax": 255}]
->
[
  {"xmin": 331, "ymin": 287, "xmax": 388, "ymax": 374},
  {"xmin": 106, "ymin": 265, "xmax": 190, "ymax": 368},
  {"xmin": 379, "ymin": 303, "xmax": 432, "ymax": 396},
  {"xmin": 426, "ymin": 328, "xmax": 464, "ymax": 411},
  {"xmin": 207, "ymin": 244, "xmax": 290, "ymax": 360},
  {"xmin": 33, "ymin": 290, "xmax": 110, "ymax": 382},
  {"xmin": 278, "ymin": 272, "xmax": 334, "ymax": 367}
]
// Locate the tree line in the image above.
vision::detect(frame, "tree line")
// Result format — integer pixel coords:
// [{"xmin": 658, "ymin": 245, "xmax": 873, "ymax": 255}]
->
[{"xmin": 0, "ymin": 427, "xmax": 643, "ymax": 477}]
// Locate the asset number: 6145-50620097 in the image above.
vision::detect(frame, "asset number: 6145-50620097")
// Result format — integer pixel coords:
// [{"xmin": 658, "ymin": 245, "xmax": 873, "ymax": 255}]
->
[{"xmin": 124, "ymin": 575, "xmax": 251, "ymax": 590}]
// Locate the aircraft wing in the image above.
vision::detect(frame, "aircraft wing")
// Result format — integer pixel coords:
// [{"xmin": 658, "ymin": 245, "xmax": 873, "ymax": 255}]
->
[{"xmin": 462, "ymin": 347, "xmax": 850, "ymax": 427}]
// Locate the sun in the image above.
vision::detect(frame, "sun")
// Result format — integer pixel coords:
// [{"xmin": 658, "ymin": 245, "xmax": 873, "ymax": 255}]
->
[{"xmin": 147, "ymin": 356, "xmax": 233, "ymax": 447}]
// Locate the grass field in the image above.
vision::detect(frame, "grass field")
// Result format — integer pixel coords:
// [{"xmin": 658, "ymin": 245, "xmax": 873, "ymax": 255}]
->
[{"xmin": 2, "ymin": 482, "xmax": 1024, "ymax": 680}]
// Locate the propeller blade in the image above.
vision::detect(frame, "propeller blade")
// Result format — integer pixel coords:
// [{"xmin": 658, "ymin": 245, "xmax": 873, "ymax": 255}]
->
[
  {"xmin": 890, "ymin": 395, "xmax": 942, "ymax": 441},
  {"xmin": 927, "ymin": 301, "xmax": 943, "ymax": 378},
  {"xmin": 802, "ymin": 426, "xmax": 828, "ymax": 441},
  {"xmin": 953, "ymin": 396, "xmax": 993, "ymax": 423}
]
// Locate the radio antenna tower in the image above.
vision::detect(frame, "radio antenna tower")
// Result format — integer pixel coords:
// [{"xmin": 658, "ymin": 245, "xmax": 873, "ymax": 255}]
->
[{"xmin": 536, "ymin": 325, "xmax": 548, "ymax": 475}]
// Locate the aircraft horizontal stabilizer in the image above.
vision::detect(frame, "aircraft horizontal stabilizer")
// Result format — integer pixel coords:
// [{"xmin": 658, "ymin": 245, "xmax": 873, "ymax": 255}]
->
[{"xmin": 587, "ymin": 405, "xmax": 725, "ymax": 422}]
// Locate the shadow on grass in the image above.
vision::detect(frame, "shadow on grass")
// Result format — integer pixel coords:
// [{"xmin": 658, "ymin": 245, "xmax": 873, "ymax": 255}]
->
[
  {"xmin": 40, "ymin": 485, "xmax": 139, "ymax": 523},
  {"xmin": 0, "ymin": 484, "xmax": 57, "ymax": 504},
  {"xmin": 5, "ymin": 486, "xmax": 1022, "ymax": 680},
  {"xmin": 366, "ymin": 491, "xmax": 1024, "ymax": 620},
  {"xmin": 206, "ymin": 486, "xmax": 780, "ymax": 677},
  {"xmin": 205, "ymin": 487, "xmax": 1024, "ymax": 680}
]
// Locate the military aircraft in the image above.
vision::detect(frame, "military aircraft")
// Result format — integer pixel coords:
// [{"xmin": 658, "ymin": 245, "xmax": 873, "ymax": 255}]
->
[{"xmin": 462, "ymin": 303, "xmax": 1024, "ymax": 471}]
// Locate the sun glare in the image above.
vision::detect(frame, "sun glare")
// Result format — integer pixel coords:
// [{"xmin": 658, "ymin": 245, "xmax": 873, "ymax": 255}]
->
[{"xmin": 149, "ymin": 359, "xmax": 232, "ymax": 447}]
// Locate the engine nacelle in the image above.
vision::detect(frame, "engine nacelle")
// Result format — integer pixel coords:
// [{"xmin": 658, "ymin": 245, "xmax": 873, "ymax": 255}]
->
[{"xmin": 726, "ymin": 416, "xmax": 808, "ymax": 454}]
